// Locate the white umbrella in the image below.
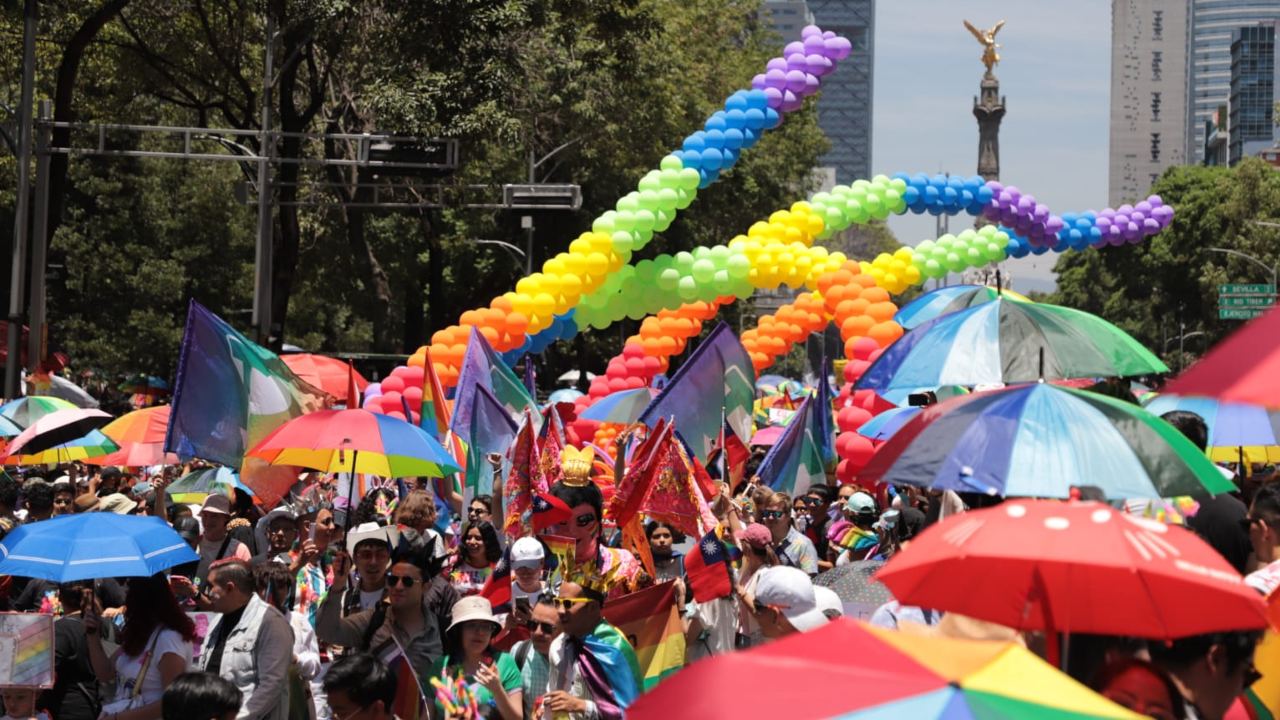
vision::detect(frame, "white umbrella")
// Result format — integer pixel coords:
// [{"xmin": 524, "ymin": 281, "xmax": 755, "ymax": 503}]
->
[{"xmin": 556, "ymin": 370, "xmax": 596, "ymax": 384}]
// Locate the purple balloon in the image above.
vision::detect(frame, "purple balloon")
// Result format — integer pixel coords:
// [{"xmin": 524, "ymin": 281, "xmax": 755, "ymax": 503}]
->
[
  {"xmin": 766, "ymin": 57, "xmax": 788, "ymax": 72},
  {"xmin": 807, "ymin": 54, "xmax": 832, "ymax": 76},
  {"xmin": 1017, "ymin": 196, "xmax": 1034, "ymax": 213},
  {"xmin": 751, "ymin": 74, "xmax": 767, "ymax": 90},
  {"xmin": 1143, "ymin": 218, "xmax": 1161, "ymax": 233},
  {"xmin": 1096, "ymin": 217, "xmax": 1112, "ymax": 232},
  {"xmin": 983, "ymin": 205, "xmax": 1001, "ymax": 221},
  {"xmin": 784, "ymin": 41, "xmax": 806, "ymax": 56},
  {"xmin": 785, "ymin": 70, "xmax": 807, "ymax": 93},
  {"xmin": 765, "ymin": 69, "xmax": 787, "ymax": 89},
  {"xmin": 1130, "ymin": 211, "xmax": 1145, "ymax": 224},
  {"xmin": 786, "ymin": 53, "xmax": 808, "ymax": 72},
  {"xmin": 801, "ymin": 25, "xmax": 823, "ymax": 39},
  {"xmin": 1045, "ymin": 216, "xmax": 1065, "ymax": 235},
  {"xmin": 1118, "ymin": 204, "xmax": 1133, "ymax": 215},
  {"xmin": 763, "ymin": 86, "xmax": 783, "ymax": 109},
  {"xmin": 826, "ymin": 36, "xmax": 852, "ymax": 60},
  {"xmin": 1033, "ymin": 203, "xmax": 1049, "ymax": 222},
  {"xmin": 1135, "ymin": 200, "xmax": 1152, "ymax": 215},
  {"xmin": 1148, "ymin": 194, "xmax": 1164, "ymax": 207},
  {"xmin": 780, "ymin": 89, "xmax": 803, "ymax": 112},
  {"xmin": 803, "ymin": 35, "xmax": 826, "ymax": 53},
  {"xmin": 802, "ymin": 73, "xmax": 820, "ymax": 94}
]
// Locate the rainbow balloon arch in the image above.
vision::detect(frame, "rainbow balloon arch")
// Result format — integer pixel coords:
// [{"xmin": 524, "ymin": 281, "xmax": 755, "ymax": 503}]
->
[{"xmin": 359, "ymin": 24, "xmax": 1175, "ymax": 483}]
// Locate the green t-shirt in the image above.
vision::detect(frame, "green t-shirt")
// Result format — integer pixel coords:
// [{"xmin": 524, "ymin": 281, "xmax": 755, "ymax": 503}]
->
[{"xmin": 428, "ymin": 651, "xmax": 522, "ymax": 713}]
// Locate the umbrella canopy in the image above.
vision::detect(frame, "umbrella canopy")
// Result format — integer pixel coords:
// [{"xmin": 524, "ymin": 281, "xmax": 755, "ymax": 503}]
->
[
  {"xmin": 0, "ymin": 513, "xmax": 197, "ymax": 581},
  {"xmin": 813, "ymin": 560, "xmax": 893, "ymax": 619},
  {"xmin": 34, "ymin": 375, "xmax": 100, "ymax": 408},
  {"xmin": 1165, "ymin": 306, "xmax": 1280, "ymax": 409},
  {"xmin": 247, "ymin": 408, "xmax": 460, "ymax": 477},
  {"xmin": 860, "ymin": 384, "xmax": 1234, "ymax": 500},
  {"xmin": 579, "ymin": 387, "xmax": 657, "ymax": 424},
  {"xmin": 1144, "ymin": 394, "xmax": 1280, "ymax": 463},
  {"xmin": 626, "ymin": 619, "xmax": 1140, "ymax": 720},
  {"xmin": 876, "ymin": 499, "xmax": 1268, "ymax": 639},
  {"xmin": 894, "ymin": 284, "xmax": 1032, "ymax": 330},
  {"xmin": 857, "ymin": 299, "xmax": 1168, "ymax": 394},
  {"xmin": 4, "ymin": 429, "xmax": 119, "ymax": 465},
  {"xmin": 117, "ymin": 374, "xmax": 170, "ymax": 396},
  {"xmin": 167, "ymin": 466, "xmax": 253, "ymax": 503},
  {"xmin": 4, "ymin": 408, "xmax": 113, "ymax": 456},
  {"xmin": 0, "ymin": 414, "xmax": 24, "ymax": 439},
  {"xmin": 856, "ymin": 406, "xmax": 921, "ymax": 441},
  {"xmin": 0, "ymin": 396, "xmax": 77, "ymax": 427},
  {"xmin": 281, "ymin": 354, "xmax": 368, "ymax": 402},
  {"xmin": 546, "ymin": 388, "xmax": 583, "ymax": 406},
  {"xmin": 556, "ymin": 370, "xmax": 596, "ymax": 384},
  {"xmin": 84, "ymin": 405, "xmax": 179, "ymax": 466}
]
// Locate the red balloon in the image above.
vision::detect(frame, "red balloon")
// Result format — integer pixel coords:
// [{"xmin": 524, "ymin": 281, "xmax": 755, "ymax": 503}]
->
[
  {"xmin": 386, "ymin": 411, "xmax": 407, "ymax": 422},
  {"xmin": 623, "ymin": 343, "xmax": 646, "ymax": 359},
  {"xmin": 841, "ymin": 432, "xmax": 876, "ymax": 471},
  {"xmin": 380, "ymin": 390, "xmax": 403, "ymax": 411},
  {"xmin": 607, "ymin": 377, "xmax": 629, "ymax": 392},
  {"xmin": 403, "ymin": 386, "xmax": 423, "ymax": 405},
  {"xmin": 625, "ymin": 357, "xmax": 647, "ymax": 375},
  {"xmin": 381, "ymin": 376, "xmax": 406, "ymax": 394},
  {"xmin": 836, "ymin": 406, "xmax": 871, "ymax": 433},
  {"xmin": 401, "ymin": 365, "xmax": 425, "ymax": 386},
  {"xmin": 836, "ymin": 459, "xmax": 856, "ymax": 484},
  {"xmin": 851, "ymin": 336, "xmax": 880, "ymax": 361},
  {"xmin": 624, "ymin": 376, "xmax": 645, "ymax": 389},
  {"xmin": 642, "ymin": 356, "xmax": 661, "ymax": 375},
  {"xmin": 605, "ymin": 362, "xmax": 627, "ymax": 380}
]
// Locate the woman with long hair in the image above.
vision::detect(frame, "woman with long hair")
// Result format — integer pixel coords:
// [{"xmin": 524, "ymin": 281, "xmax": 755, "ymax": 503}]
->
[
  {"xmin": 428, "ymin": 597, "xmax": 522, "ymax": 720},
  {"xmin": 85, "ymin": 574, "xmax": 196, "ymax": 720},
  {"xmin": 449, "ymin": 521, "xmax": 501, "ymax": 597}
]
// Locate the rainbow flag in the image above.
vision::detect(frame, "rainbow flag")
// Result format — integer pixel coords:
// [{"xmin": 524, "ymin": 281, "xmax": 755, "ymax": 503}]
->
[
  {"xmin": 381, "ymin": 638, "xmax": 429, "ymax": 720},
  {"xmin": 601, "ymin": 580, "xmax": 685, "ymax": 690},
  {"xmin": 541, "ymin": 533, "xmax": 576, "ymax": 588}
]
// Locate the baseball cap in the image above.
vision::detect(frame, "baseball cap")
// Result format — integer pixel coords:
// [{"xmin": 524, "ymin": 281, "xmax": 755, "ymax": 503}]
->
[
  {"xmin": 845, "ymin": 491, "xmax": 877, "ymax": 516},
  {"xmin": 813, "ymin": 585, "xmax": 843, "ymax": 620},
  {"xmin": 263, "ymin": 506, "xmax": 299, "ymax": 527},
  {"xmin": 345, "ymin": 521, "xmax": 399, "ymax": 555},
  {"xmin": 510, "ymin": 537, "xmax": 545, "ymax": 569},
  {"xmin": 741, "ymin": 522, "xmax": 772, "ymax": 549},
  {"xmin": 98, "ymin": 493, "xmax": 138, "ymax": 515},
  {"xmin": 173, "ymin": 516, "xmax": 201, "ymax": 542},
  {"xmin": 100, "ymin": 467, "xmax": 122, "ymax": 481},
  {"xmin": 753, "ymin": 566, "xmax": 828, "ymax": 633},
  {"xmin": 200, "ymin": 494, "xmax": 232, "ymax": 516}
]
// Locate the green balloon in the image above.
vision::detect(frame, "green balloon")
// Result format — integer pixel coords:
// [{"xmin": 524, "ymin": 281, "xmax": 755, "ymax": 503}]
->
[
  {"xmin": 692, "ymin": 259, "xmax": 715, "ymax": 283},
  {"xmin": 617, "ymin": 194, "xmax": 640, "ymax": 212},
  {"xmin": 592, "ymin": 213, "xmax": 616, "ymax": 234},
  {"xmin": 657, "ymin": 268, "xmax": 680, "ymax": 291},
  {"xmin": 653, "ymin": 209, "xmax": 673, "ymax": 233},
  {"xmin": 727, "ymin": 253, "xmax": 751, "ymax": 278},
  {"xmin": 639, "ymin": 189, "xmax": 661, "ymax": 211},
  {"xmin": 677, "ymin": 276, "xmax": 698, "ymax": 300},
  {"xmin": 678, "ymin": 168, "xmax": 701, "ymax": 190},
  {"xmin": 660, "ymin": 154, "xmax": 683, "ymax": 172},
  {"xmin": 633, "ymin": 209, "xmax": 656, "ymax": 233},
  {"xmin": 634, "ymin": 227, "xmax": 654, "ymax": 247},
  {"xmin": 638, "ymin": 172, "xmax": 661, "ymax": 192},
  {"xmin": 675, "ymin": 252, "xmax": 695, "ymax": 272},
  {"xmin": 675, "ymin": 188, "xmax": 695, "ymax": 210},
  {"xmin": 611, "ymin": 231, "xmax": 635, "ymax": 255}
]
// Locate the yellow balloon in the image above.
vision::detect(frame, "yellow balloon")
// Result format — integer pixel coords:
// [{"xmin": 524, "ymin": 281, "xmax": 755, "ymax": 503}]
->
[
  {"xmin": 544, "ymin": 257, "xmax": 567, "ymax": 276},
  {"xmin": 904, "ymin": 265, "xmax": 923, "ymax": 285},
  {"xmin": 586, "ymin": 252, "xmax": 609, "ymax": 276},
  {"xmin": 569, "ymin": 238, "xmax": 592, "ymax": 255}
]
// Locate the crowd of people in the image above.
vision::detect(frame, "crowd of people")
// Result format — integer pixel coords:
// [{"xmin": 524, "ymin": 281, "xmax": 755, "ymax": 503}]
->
[{"xmin": 0, "ymin": 403, "xmax": 1268, "ymax": 720}]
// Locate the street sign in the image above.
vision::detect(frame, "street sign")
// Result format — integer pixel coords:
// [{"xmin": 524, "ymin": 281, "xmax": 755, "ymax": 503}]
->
[
  {"xmin": 1220, "ymin": 307, "xmax": 1271, "ymax": 320},
  {"xmin": 1219, "ymin": 283, "xmax": 1275, "ymax": 294},
  {"xmin": 1219, "ymin": 295, "xmax": 1276, "ymax": 307}
]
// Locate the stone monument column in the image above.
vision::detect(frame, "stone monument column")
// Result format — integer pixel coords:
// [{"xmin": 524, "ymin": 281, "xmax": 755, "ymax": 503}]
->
[{"xmin": 965, "ymin": 19, "xmax": 1007, "ymax": 182}]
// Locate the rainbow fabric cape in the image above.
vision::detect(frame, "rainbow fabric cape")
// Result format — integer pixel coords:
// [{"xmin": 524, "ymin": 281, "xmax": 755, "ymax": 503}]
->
[{"xmin": 601, "ymin": 581, "xmax": 684, "ymax": 691}]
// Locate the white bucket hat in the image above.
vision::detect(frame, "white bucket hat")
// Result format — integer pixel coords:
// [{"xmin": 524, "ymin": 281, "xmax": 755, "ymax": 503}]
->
[{"xmin": 447, "ymin": 595, "xmax": 501, "ymax": 634}]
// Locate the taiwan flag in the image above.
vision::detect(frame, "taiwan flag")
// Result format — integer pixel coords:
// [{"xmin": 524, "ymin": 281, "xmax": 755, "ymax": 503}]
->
[
  {"xmin": 683, "ymin": 529, "xmax": 733, "ymax": 603},
  {"xmin": 532, "ymin": 490, "xmax": 572, "ymax": 532}
]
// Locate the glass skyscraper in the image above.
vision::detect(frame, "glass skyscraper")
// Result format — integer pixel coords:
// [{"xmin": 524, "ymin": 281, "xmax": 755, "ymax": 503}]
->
[
  {"xmin": 1228, "ymin": 24, "xmax": 1276, "ymax": 164},
  {"xmin": 1189, "ymin": 0, "xmax": 1280, "ymax": 162},
  {"xmin": 804, "ymin": 0, "xmax": 875, "ymax": 184}
]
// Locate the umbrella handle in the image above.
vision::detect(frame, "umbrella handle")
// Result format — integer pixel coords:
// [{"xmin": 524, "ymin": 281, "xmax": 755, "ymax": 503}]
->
[{"xmin": 343, "ymin": 449, "xmax": 359, "ymax": 534}]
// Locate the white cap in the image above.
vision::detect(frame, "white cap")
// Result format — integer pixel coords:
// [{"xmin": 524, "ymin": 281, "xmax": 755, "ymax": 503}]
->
[
  {"xmin": 754, "ymin": 566, "xmax": 828, "ymax": 632},
  {"xmin": 345, "ymin": 522, "xmax": 400, "ymax": 555},
  {"xmin": 813, "ymin": 585, "xmax": 842, "ymax": 619},
  {"xmin": 510, "ymin": 537, "xmax": 545, "ymax": 569}
]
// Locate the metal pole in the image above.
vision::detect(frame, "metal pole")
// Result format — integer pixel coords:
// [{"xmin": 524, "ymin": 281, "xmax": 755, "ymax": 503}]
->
[
  {"xmin": 27, "ymin": 100, "xmax": 51, "ymax": 374},
  {"xmin": 5, "ymin": 0, "xmax": 37, "ymax": 400},
  {"xmin": 252, "ymin": 13, "xmax": 275, "ymax": 346}
]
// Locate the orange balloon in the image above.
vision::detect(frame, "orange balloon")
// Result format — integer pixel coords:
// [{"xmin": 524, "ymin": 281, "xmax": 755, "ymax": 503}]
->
[
  {"xmin": 841, "ymin": 315, "xmax": 875, "ymax": 338},
  {"xmin": 491, "ymin": 296, "xmax": 513, "ymax": 313},
  {"xmin": 868, "ymin": 321, "xmax": 904, "ymax": 347},
  {"xmin": 867, "ymin": 301, "xmax": 897, "ymax": 323}
]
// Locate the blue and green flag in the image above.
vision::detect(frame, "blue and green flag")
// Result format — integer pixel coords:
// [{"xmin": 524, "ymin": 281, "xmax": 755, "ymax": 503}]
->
[
  {"xmin": 450, "ymin": 328, "xmax": 538, "ymax": 444},
  {"xmin": 756, "ymin": 394, "xmax": 828, "ymax": 497}
]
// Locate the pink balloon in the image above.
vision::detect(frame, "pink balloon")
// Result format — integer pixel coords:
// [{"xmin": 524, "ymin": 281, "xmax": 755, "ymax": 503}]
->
[
  {"xmin": 381, "ymin": 376, "xmax": 406, "ymax": 394},
  {"xmin": 386, "ymin": 411, "xmax": 407, "ymax": 422}
]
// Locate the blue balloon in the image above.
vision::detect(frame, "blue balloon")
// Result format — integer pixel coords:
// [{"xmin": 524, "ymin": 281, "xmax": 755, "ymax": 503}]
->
[
  {"xmin": 703, "ymin": 129, "xmax": 725, "ymax": 149},
  {"xmin": 924, "ymin": 185, "xmax": 940, "ymax": 203},
  {"xmin": 725, "ymin": 92, "xmax": 750, "ymax": 112},
  {"xmin": 901, "ymin": 186, "xmax": 920, "ymax": 206},
  {"xmin": 763, "ymin": 107, "xmax": 781, "ymax": 129},
  {"xmin": 744, "ymin": 89, "xmax": 769, "ymax": 110},
  {"xmin": 705, "ymin": 114, "xmax": 727, "ymax": 132},
  {"xmin": 680, "ymin": 149, "xmax": 703, "ymax": 169},
  {"xmin": 698, "ymin": 168, "xmax": 717, "ymax": 189},
  {"xmin": 682, "ymin": 133, "xmax": 706, "ymax": 153},
  {"xmin": 721, "ymin": 148, "xmax": 738, "ymax": 167},
  {"xmin": 724, "ymin": 109, "xmax": 747, "ymax": 130},
  {"xmin": 975, "ymin": 185, "xmax": 994, "ymax": 205},
  {"xmin": 722, "ymin": 127, "xmax": 744, "ymax": 150},
  {"xmin": 743, "ymin": 108, "xmax": 766, "ymax": 130},
  {"xmin": 741, "ymin": 127, "xmax": 759, "ymax": 147},
  {"xmin": 701, "ymin": 147, "xmax": 724, "ymax": 171}
]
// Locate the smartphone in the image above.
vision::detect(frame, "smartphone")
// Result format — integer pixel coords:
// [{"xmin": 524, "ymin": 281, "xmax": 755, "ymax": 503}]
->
[{"xmin": 515, "ymin": 597, "xmax": 531, "ymax": 615}]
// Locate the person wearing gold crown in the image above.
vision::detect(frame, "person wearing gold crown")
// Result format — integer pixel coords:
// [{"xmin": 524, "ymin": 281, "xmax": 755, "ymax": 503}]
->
[{"xmin": 547, "ymin": 447, "xmax": 642, "ymax": 599}]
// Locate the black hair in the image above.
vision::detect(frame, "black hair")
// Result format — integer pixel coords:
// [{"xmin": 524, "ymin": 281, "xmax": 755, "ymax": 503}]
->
[
  {"xmin": 354, "ymin": 487, "xmax": 398, "ymax": 527},
  {"xmin": 22, "ymin": 480, "xmax": 54, "ymax": 515},
  {"xmin": 391, "ymin": 527, "xmax": 444, "ymax": 579},
  {"xmin": 461, "ymin": 521, "xmax": 503, "ymax": 565},
  {"xmin": 57, "ymin": 581, "xmax": 91, "ymax": 611},
  {"xmin": 549, "ymin": 481, "xmax": 603, "ymax": 530},
  {"xmin": 1091, "ymin": 658, "xmax": 1186, "ymax": 717},
  {"xmin": 805, "ymin": 485, "xmax": 833, "ymax": 504},
  {"xmin": 1148, "ymin": 630, "xmax": 1262, "ymax": 675},
  {"xmin": 209, "ymin": 559, "xmax": 255, "ymax": 595},
  {"xmin": 162, "ymin": 672, "xmax": 244, "ymax": 720},
  {"xmin": 1252, "ymin": 483, "xmax": 1280, "ymax": 522},
  {"xmin": 644, "ymin": 519, "xmax": 686, "ymax": 544},
  {"xmin": 1160, "ymin": 411, "xmax": 1208, "ymax": 452},
  {"xmin": 253, "ymin": 562, "xmax": 297, "ymax": 612},
  {"xmin": 0, "ymin": 473, "xmax": 19, "ymax": 510},
  {"xmin": 470, "ymin": 495, "xmax": 493, "ymax": 510},
  {"xmin": 322, "ymin": 653, "xmax": 396, "ymax": 712},
  {"xmin": 534, "ymin": 595, "xmax": 557, "ymax": 609},
  {"xmin": 897, "ymin": 507, "xmax": 926, "ymax": 542}
]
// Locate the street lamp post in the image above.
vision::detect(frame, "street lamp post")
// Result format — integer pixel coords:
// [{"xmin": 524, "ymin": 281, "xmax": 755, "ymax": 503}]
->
[{"xmin": 1207, "ymin": 245, "xmax": 1278, "ymax": 291}]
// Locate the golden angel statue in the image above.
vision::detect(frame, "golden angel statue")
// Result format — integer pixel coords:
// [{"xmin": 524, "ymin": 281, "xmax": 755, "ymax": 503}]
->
[{"xmin": 964, "ymin": 19, "xmax": 1006, "ymax": 73}]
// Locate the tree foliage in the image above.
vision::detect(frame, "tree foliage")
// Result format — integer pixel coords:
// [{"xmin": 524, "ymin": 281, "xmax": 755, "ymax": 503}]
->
[{"xmin": 1051, "ymin": 158, "xmax": 1280, "ymax": 369}]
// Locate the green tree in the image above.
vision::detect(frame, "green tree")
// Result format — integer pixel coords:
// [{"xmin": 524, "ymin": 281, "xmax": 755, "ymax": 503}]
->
[{"xmin": 1051, "ymin": 158, "xmax": 1280, "ymax": 368}]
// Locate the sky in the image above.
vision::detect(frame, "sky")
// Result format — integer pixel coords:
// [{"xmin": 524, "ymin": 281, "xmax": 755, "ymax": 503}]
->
[{"xmin": 871, "ymin": 0, "xmax": 1112, "ymax": 292}]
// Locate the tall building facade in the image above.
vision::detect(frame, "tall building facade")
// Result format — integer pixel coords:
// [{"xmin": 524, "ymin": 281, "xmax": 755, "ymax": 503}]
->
[
  {"xmin": 1228, "ymin": 23, "xmax": 1277, "ymax": 164},
  {"xmin": 802, "ymin": 0, "xmax": 875, "ymax": 183},
  {"xmin": 1188, "ymin": 0, "xmax": 1280, "ymax": 162},
  {"xmin": 1108, "ymin": 0, "xmax": 1189, "ymax": 206}
]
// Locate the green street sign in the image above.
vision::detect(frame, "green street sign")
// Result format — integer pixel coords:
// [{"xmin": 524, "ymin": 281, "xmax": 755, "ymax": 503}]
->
[
  {"xmin": 1220, "ymin": 307, "xmax": 1270, "ymax": 320},
  {"xmin": 1218, "ymin": 295, "xmax": 1276, "ymax": 308},
  {"xmin": 1219, "ymin": 283, "xmax": 1276, "ymax": 294}
]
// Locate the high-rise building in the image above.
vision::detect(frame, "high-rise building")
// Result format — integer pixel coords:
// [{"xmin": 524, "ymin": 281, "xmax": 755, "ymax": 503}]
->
[
  {"xmin": 802, "ymin": 0, "xmax": 875, "ymax": 184},
  {"xmin": 762, "ymin": 0, "xmax": 815, "ymax": 38},
  {"xmin": 1108, "ymin": 0, "xmax": 1189, "ymax": 206},
  {"xmin": 1188, "ymin": 0, "xmax": 1280, "ymax": 162},
  {"xmin": 1228, "ymin": 23, "xmax": 1277, "ymax": 164}
]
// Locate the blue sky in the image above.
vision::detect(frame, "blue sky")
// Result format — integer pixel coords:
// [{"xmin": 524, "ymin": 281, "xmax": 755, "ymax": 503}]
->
[{"xmin": 871, "ymin": 0, "xmax": 1111, "ymax": 291}]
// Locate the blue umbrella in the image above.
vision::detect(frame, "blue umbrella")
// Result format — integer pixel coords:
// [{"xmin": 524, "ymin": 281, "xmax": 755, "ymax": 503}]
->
[
  {"xmin": 0, "ymin": 513, "xmax": 198, "ymax": 581},
  {"xmin": 1144, "ymin": 394, "xmax": 1280, "ymax": 463},
  {"xmin": 546, "ymin": 388, "xmax": 584, "ymax": 406},
  {"xmin": 580, "ymin": 387, "xmax": 659, "ymax": 424},
  {"xmin": 893, "ymin": 284, "xmax": 1032, "ymax": 329},
  {"xmin": 756, "ymin": 374, "xmax": 790, "ymax": 389},
  {"xmin": 856, "ymin": 406, "xmax": 920, "ymax": 441}
]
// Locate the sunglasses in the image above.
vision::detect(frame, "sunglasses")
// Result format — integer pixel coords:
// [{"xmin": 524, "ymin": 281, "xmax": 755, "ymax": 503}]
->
[
  {"xmin": 752, "ymin": 598, "xmax": 782, "ymax": 615},
  {"xmin": 385, "ymin": 574, "xmax": 418, "ymax": 588},
  {"xmin": 468, "ymin": 507, "xmax": 486, "ymax": 516},
  {"xmin": 553, "ymin": 596, "xmax": 593, "ymax": 611},
  {"xmin": 759, "ymin": 510, "xmax": 787, "ymax": 520},
  {"xmin": 525, "ymin": 620, "xmax": 556, "ymax": 634},
  {"xmin": 574, "ymin": 513, "xmax": 597, "ymax": 528}
]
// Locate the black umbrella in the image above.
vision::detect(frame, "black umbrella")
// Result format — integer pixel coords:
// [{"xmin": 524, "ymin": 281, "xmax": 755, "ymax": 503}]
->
[
  {"xmin": 813, "ymin": 560, "xmax": 893, "ymax": 619},
  {"xmin": 4, "ymin": 408, "xmax": 113, "ymax": 456}
]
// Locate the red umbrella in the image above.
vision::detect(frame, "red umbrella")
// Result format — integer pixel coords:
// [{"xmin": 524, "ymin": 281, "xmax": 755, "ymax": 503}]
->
[
  {"xmin": 281, "ymin": 354, "xmax": 368, "ymax": 403},
  {"xmin": 1165, "ymin": 305, "xmax": 1280, "ymax": 408},
  {"xmin": 876, "ymin": 499, "xmax": 1268, "ymax": 640},
  {"xmin": 82, "ymin": 406, "xmax": 179, "ymax": 467}
]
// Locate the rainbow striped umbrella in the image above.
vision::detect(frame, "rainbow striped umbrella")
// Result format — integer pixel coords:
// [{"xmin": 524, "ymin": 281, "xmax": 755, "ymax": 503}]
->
[
  {"xmin": 859, "ymin": 299, "xmax": 1167, "ymax": 394},
  {"xmin": 0, "ymin": 396, "xmax": 77, "ymax": 427},
  {"xmin": 860, "ymin": 384, "xmax": 1234, "ymax": 500},
  {"xmin": 4, "ymin": 429, "xmax": 119, "ymax": 466},
  {"xmin": 1144, "ymin": 394, "xmax": 1280, "ymax": 464},
  {"xmin": 894, "ymin": 284, "xmax": 1032, "ymax": 329},
  {"xmin": 248, "ymin": 408, "xmax": 460, "ymax": 478}
]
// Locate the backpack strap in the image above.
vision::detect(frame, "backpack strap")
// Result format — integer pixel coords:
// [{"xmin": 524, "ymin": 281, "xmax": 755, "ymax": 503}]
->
[{"xmin": 359, "ymin": 603, "xmax": 388, "ymax": 651}]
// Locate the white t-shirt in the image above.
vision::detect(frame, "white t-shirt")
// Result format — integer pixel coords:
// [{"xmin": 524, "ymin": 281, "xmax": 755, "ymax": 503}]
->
[
  {"xmin": 113, "ymin": 628, "xmax": 192, "ymax": 704},
  {"xmin": 359, "ymin": 588, "xmax": 384, "ymax": 611}
]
